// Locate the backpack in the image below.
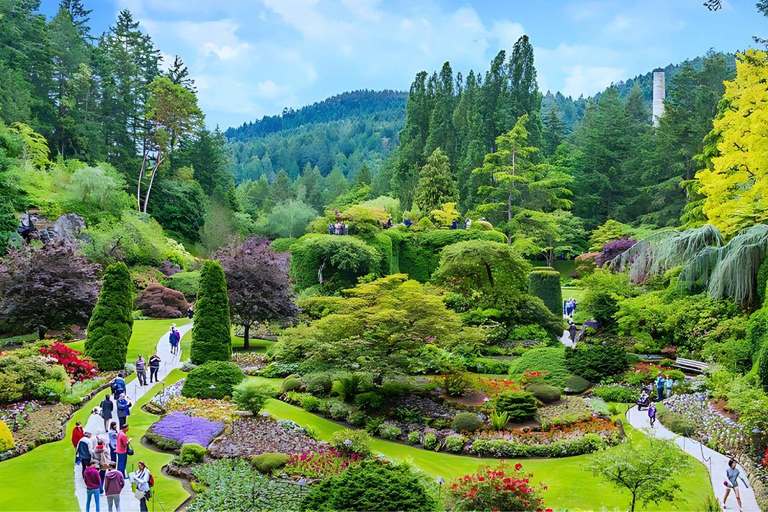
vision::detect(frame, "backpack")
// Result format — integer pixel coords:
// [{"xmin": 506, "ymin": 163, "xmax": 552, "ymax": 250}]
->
[
  {"xmin": 117, "ymin": 399, "xmax": 127, "ymax": 412},
  {"xmin": 148, "ymin": 472, "xmax": 155, "ymax": 487}
]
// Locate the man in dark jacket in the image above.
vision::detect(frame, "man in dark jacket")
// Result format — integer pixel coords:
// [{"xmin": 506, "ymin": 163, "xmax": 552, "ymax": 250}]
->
[
  {"xmin": 99, "ymin": 395, "xmax": 114, "ymax": 432},
  {"xmin": 148, "ymin": 353, "xmax": 161, "ymax": 383},
  {"xmin": 77, "ymin": 432, "xmax": 94, "ymax": 478}
]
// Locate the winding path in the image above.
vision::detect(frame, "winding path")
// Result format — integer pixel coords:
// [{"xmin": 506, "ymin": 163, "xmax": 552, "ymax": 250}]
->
[
  {"xmin": 74, "ymin": 323, "xmax": 193, "ymax": 512},
  {"xmin": 626, "ymin": 405, "xmax": 760, "ymax": 511}
]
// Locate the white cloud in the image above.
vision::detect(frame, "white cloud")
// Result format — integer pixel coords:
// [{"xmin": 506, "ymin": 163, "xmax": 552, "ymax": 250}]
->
[
  {"xmin": 255, "ymin": 80, "xmax": 281, "ymax": 99},
  {"xmin": 562, "ymin": 65, "xmax": 626, "ymax": 97}
]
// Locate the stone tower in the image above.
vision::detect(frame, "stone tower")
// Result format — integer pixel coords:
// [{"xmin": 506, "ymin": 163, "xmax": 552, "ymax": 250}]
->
[{"xmin": 652, "ymin": 67, "xmax": 665, "ymax": 126}]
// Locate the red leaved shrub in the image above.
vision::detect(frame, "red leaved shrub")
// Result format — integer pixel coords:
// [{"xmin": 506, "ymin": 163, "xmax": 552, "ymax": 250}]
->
[
  {"xmin": 40, "ymin": 342, "xmax": 99, "ymax": 381},
  {"xmin": 136, "ymin": 284, "xmax": 191, "ymax": 319}
]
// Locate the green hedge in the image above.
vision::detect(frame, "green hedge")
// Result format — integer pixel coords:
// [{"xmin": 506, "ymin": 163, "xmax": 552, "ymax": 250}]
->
[
  {"xmin": 164, "ymin": 271, "xmax": 200, "ymax": 301},
  {"xmin": 564, "ymin": 344, "xmax": 630, "ymax": 382},
  {"xmin": 191, "ymin": 260, "xmax": 231, "ymax": 365},
  {"xmin": 182, "ymin": 360, "xmax": 244, "ymax": 399},
  {"xmin": 472, "ymin": 433, "xmax": 607, "ymax": 458},
  {"xmin": 508, "ymin": 347, "xmax": 570, "ymax": 387},
  {"xmin": 85, "ymin": 262, "xmax": 134, "ymax": 371},
  {"xmin": 290, "ymin": 234, "xmax": 380, "ymax": 290},
  {"xmin": 529, "ymin": 268, "xmax": 562, "ymax": 316},
  {"xmin": 270, "ymin": 238, "xmax": 298, "ymax": 253}
]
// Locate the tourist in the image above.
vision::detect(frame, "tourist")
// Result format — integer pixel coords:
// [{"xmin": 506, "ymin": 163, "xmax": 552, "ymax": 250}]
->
[
  {"xmin": 149, "ymin": 353, "xmax": 161, "ymax": 383},
  {"xmin": 172, "ymin": 328, "xmax": 181, "ymax": 354},
  {"xmin": 568, "ymin": 321, "xmax": 578, "ymax": 343},
  {"xmin": 135, "ymin": 355, "xmax": 147, "ymax": 386},
  {"xmin": 116, "ymin": 424, "xmax": 131, "ymax": 477},
  {"xmin": 99, "ymin": 395, "xmax": 113, "ymax": 432},
  {"xmin": 655, "ymin": 373, "xmax": 665, "ymax": 402},
  {"xmin": 77, "ymin": 432, "xmax": 95, "ymax": 478},
  {"xmin": 72, "ymin": 421, "xmax": 85, "ymax": 463},
  {"xmin": 84, "ymin": 460, "xmax": 102, "ymax": 512},
  {"xmin": 116, "ymin": 394, "xmax": 131, "ymax": 430},
  {"xmin": 723, "ymin": 459, "xmax": 749, "ymax": 511},
  {"xmin": 186, "ymin": 307, "xmax": 194, "ymax": 319},
  {"xmin": 110, "ymin": 374, "xmax": 126, "ymax": 398},
  {"xmin": 334, "ymin": 221, "xmax": 342, "ymax": 235},
  {"xmin": 387, "ymin": 214, "xmax": 393, "ymax": 228},
  {"xmin": 130, "ymin": 461, "xmax": 152, "ymax": 512},
  {"xmin": 465, "ymin": 217, "xmax": 472, "ymax": 229},
  {"xmin": 94, "ymin": 435, "xmax": 111, "ymax": 494},
  {"xmin": 450, "ymin": 219, "xmax": 458, "ymax": 230},
  {"xmin": 648, "ymin": 402, "xmax": 657, "ymax": 427},
  {"xmin": 168, "ymin": 325, "xmax": 177, "ymax": 354},
  {"xmin": 103, "ymin": 463, "xmax": 124, "ymax": 512},
  {"xmin": 329, "ymin": 222, "xmax": 335, "ymax": 235},
  {"xmin": 665, "ymin": 374, "xmax": 674, "ymax": 398},
  {"xmin": 108, "ymin": 422, "xmax": 118, "ymax": 464},
  {"xmin": 403, "ymin": 218, "xmax": 412, "ymax": 228}
]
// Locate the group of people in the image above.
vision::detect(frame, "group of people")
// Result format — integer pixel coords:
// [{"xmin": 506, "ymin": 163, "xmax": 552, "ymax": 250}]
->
[
  {"xmin": 563, "ymin": 297, "xmax": 578, "ymax": 320},
  {"xmin": 328, "ymin": 221, "xmax": 349, "ymax": 235},
  {"xmin": 134, "ymin": 353, "xmax": 162, "ymax": 386},
  {"xmin": 168, "ymin": 325, "xmax": 181, "ymax": 355}
]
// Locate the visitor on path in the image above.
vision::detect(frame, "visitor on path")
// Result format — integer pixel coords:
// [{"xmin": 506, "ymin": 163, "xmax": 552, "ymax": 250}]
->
[
  {"xmin": 84, "ymin": 460, "xmax": 102, "ymax": 512},
  {"xmin": 387, "ymin": 214, "xmax": 393, "ymax": 228},
  {"xmin": 135, "ymin": 355, "xmax": 147, "ymax": 386},
  {"xmin": 465, "ymin": 217, "xmax": 472, "ymax": 229},
  {"xmin": 450, "ymin": 219, "xmax": 458, "ymax": 229},
  {"xmin": 403, "ymin": 218, "xmax": 412, "ymax": 228},
  {"xmin": 110, "ymin": 374, "xmax": 126, "ymax": 398},
  {"xmin": 665, "ymin": 375, "xmax": 674, "ymax": 398},
  {"xmin": 723, "ymin": 459, "xmax": 749, "ymax": 511},
  {"xmin": 108, "ymin": 422, "xmax": 118, "ymax": 464},
  {"xmin": 94, "ymin": 435, "xmax": 111, "ymax": 494},
  {"xmin": 568, "ymin": 321, "xmax": 578, "ymax": 343},
  {"xmin": 656, "ymin": 373, "xmax": 665, "ymax": 402},
  {"xmin": 116, "ymin": 424, "xmax": 131, "ymax": 477},
  {"xmin": 637, "ymin": 387, "xmax": 651, "ymax": 411},
  {"xmin": 99, "ymin": 395, "xmax": 113, "ymax": 432},
  {"xmin": 169, "ymin": 325, "xmax": 180, "ymax": 355},
  {"xmin": 73, "ymin": 421, "xmax": 85, "ymax": 463},
  {"xmin": 130, "ymin": 461, "xmax": 152, "ymax": 512},
  {"xmin": 329, "ymin": 222, "xmax": 335, "ymax": 235},
  {"xmin": 187, "ymin": 307, "xmax": 193, "ymax": 319},
  {"xmin": 148, "ymin": 353, "xmax": 161, "ymax": 383},
  {"xmin": 103, "ymin": 463, "xmax": 124, "ymax": 512},
  {"xmin": 116, "ymin": 394, "xmax": 131, "ymax": 429},
  {"xmin": 77, "ymin": 432, "xmax": 95, "ymax": 478},
  {"xmin": 648, "ymin": 402, "xmax": 657, "ymax": 426}
]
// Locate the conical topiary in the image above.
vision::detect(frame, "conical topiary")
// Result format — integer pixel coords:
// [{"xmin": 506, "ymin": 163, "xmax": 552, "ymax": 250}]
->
[
  {"xmin": 529, "ymin": 268, "xmax": 562, "ymax": 316},
  {"xmin": 190, "ymin": 260, "xmax": 231, "ymax": 364},
  {"xmin": 84, "ymin": 262, "xmax": 134, "ymax": 371}
]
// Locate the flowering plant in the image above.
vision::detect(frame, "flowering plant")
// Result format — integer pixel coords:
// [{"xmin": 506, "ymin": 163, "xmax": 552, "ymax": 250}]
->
[
  {"xmin": 448, "ymin": 461, "xmax": 549, "ymax": 512},
  {"xmin": 39, "ymin": 342, "xmax": 98, "ymax": 381},
  {"xmin": 285, "ymin": 447, "xmax": 364, "ymax": 478},
  {"xmin": 476, "ymin": 378, "xmax": 521, "ymax": 397},
  {"xmin": 476, "ymin": 417, "xmax": 616, "ymax": 445},
  {"xmin": 150, "ymin": 411, "xmax": 224, "ymax": 447},
  {"xmin": 520, "ymin": 371, "xmax": 546, "ymax": 386},
  {"xmin": 166, "ymin": 396, "xmax": 238, "ymax": 423}
]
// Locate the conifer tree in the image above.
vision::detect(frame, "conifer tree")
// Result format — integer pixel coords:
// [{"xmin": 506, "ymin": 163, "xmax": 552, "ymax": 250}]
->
[
  {"xmin": 414, "ymin": 148, "xmax": 458, "ymax": 214},
  {"xmin": 191, "ymin": 260, "xmax": 232, "ymax": 364},
  {"xmin": 85, "ymin": 262, "xmax": 134, "ymax": 371}
]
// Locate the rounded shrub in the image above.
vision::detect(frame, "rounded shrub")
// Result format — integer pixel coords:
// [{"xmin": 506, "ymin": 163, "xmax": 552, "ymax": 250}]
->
[
  {"xmin": 251, "ymin": 452, "xmax": 290, "ymax": 474},
  {"xmin": 301, "ymin": 460, "xmax": 436, "ymax": 512},
  {"xmin": 282, "ymin": 376, "xmax": 302, "ymax": 393},
  {"xmin": 451, "ymin": 412, "xmax": 484, "ymax": 433},
  {"xmin": 0, "ymin": 419, "xmax": 14, "ymax": 452},
  {"xmin": 508, "ymin": 347, "xmax": 570, "ymax": 387},
  {"xmin": 526, "ymin": 383, "xmax": 561, "ymax": 404},
  {"xmin": 529, "ymin": 268, "xmax": 562, "ymax": 316},
  {"xmin": 564, "ymin": 344, "xmax": 630, "ymax": 382},
  {"xmin": 330, "ymin": 429, "xmax": 372, "ymax": 456},
  {"xmin": 191, "ymin": 260, "xmax": 232, "ymax": 365},
  {"xmin": 422, "ymin": 433, "xmax": 439, "ymax": 451},
  {"xmin": 85, "ymin": 262, "xmax": 133, "ymax": 371},
  {"xmin": 232, "ymin": 378, "xmax": 273, "ymax": 414},
  {"xmin": 182, "ymin": 361, "xmax": 244, "ymax": 399},
  {"xmin": 178, "ymin": 443, "xmax": 206, "ymax": 465},
  {"xmin": 564, "ymin": 375, "xmax": 591, "ymax": 394},
  {"xmin": 378, "ymin": 423, "xmax": 402, "ymax": 440},
  {"xmin": 496, "ymin": 391, "xmax": 538, "ymax": 423},
  {"xmin": 407, "ymin": 431, "xmax": 420, "ymax": 445},
  {"xmin": 591, "ymin": 384, "xmax": 636, "ymax": 403},
  {"xmin": 443, "ymin": 434, "xmax": 466, "ymax": 453}
]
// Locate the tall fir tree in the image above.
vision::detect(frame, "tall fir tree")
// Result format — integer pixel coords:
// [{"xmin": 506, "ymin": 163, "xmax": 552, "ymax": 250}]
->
[
  {"xmin": 414, "ymin": 148, "xmax": 458, "ymax": 214},
  {"xmin": 191, "ymin": 260, "xmax": 232, "ymax": 364}
]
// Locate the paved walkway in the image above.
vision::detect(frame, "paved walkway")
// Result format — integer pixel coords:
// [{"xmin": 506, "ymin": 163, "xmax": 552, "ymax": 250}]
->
[
  {"xmin": 74, "ymin": 324, "xmax": 192, "ymax": 512},
  {"xmin": 626, "ymin": 405, "xmax": 760, "ymax": 511}
]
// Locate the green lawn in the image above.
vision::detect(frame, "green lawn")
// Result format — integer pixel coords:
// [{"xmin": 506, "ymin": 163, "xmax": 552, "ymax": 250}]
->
[
  {"xmin": 0, "ymin": 319, "xmax": 190, "ymax": 512},
  {"xmin": 265, "ymin": 397, "xmax": 714, "ymax": 511},
  {"xmin": 231, "ymin": 332, "xmax": 274, "ymax": 353},
  {"xmin": 562, "ymin": 286, "xmax": 586, "ymax": 304}
]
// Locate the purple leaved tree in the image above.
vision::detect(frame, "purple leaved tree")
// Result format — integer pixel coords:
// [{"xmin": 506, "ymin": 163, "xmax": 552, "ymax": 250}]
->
[
  {"xmin": 596, "ymin": 238, "xmax": 637, "ymax": 268},
  {"xmin": 216, "ymin": 237, "xmax": 299, "ymax": 350}
]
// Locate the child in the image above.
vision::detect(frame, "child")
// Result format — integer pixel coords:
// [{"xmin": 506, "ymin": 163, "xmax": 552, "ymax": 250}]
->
[{"xmin": 648, "ymin": 402, "xmax": 657, "ymax": 427}]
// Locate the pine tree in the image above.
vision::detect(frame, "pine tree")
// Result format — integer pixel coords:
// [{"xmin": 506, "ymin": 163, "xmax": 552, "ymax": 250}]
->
[
  {"xmin": 542, "ymin": 105, "xmax": 564, "ymax": 157},
  {"xmin": 354, "ymin": 163, "xmax": 373, "ymax": 187},
  {"xmin": 414, "ymin": 148, "xmax": 458, "ymax": 214},
  {"xmin": 85, "ymin": 262, "xmax": 134, "ymax": 371},
  {"xmin": 270, "ymin": 169, "xmax": 294, "ymax": 203},
  {"xmin": 167, "ymin": 54, "xmax": 196, "ymax": 92},
  {"xmin": 191, "ymin": 260, "xmax": 232, "ymax": 364},
  {"xmin": 59, "ymin": 0, "xmax": 93, "ymax": 39}
]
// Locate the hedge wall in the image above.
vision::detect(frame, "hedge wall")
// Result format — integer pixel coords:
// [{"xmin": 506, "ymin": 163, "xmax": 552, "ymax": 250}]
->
[
  {"xmin": 290, "ymin": 234, "xmax": 380, "ymax": 290},
  {"xmin": 529, "ymin": 268, "xmax": 562, "ymax": 316}
]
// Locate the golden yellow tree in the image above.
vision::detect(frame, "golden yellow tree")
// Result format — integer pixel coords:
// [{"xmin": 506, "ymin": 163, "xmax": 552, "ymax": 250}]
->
[{"xmin": 697, "ymin": 49, "xmax": 768, "ymax": 237}]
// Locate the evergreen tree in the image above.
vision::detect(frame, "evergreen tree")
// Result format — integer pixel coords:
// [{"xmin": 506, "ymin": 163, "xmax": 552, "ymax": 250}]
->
[
  {"xmin": 542, "ymin": 105, "xmax": 564, "ymax": 157},
  {"xmin": 270, "ymin": 169, "xmax": 294, "ymax": 203},
  {"xmin": 85, "ymin": 262, "xmax": 134, "ymax": 371},
  {"xmin": 59, "ymin": 0, "xmax": 92, "ymax": 39},
  {"xmin": 414, "ymin": 148, "xmax": 458, "ymax": 214},
  {"xmin": 191, "ymin": 260, "xmax": 232, "ymax": 364},
  {"xmin": 166, "ymin": 54, "xmax": 196, "ymax": 92},
  {"xmin": 354, "ymin": 163, "xmax": 373, "ymax": 188}
]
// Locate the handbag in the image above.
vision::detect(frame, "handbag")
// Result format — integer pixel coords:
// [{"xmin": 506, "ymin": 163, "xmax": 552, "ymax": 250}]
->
[
  {"xmin": 127, "ymin": 443, "xmax": 134, "ymax": 456},
  {"xmin": 134, "ymin": 490, "xmax": 145, "ymax": 500}
]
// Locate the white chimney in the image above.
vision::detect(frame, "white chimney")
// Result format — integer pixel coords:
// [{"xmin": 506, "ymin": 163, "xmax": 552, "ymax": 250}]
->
[{"xmin": 652, "ymin": 68, "xmax": 665, "ymax": 126}]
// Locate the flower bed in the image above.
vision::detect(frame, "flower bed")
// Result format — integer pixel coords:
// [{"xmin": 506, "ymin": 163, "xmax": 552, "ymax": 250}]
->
[
  {"xmin": 664, "ymin": 393, "xmax": 747, "ymax": 453},
  {"xmin": 148, "ymin": 412, "xmax": 224, "ymax": 448},
  {"xmin": 39, "ymin": 342, "xmax": 98, "ymax": 381},
  {"xmin": 208, "ymin": 417, "xmax": 321, "ymax": 458},
  {"xmin": 147, "ymin": 380, "xmax": 185, "ymax": 413},
  {"xmin": 285, "ymin": 447, "xmax": 365, "ymax": 478},
  {"xmin": 231, "ymin": 353, "xmax": 267, "ymax": 375},
  {"xmin": 166, "ymin": 396, "xmax": 238, "ymax": 423},
  {"xmin": 477, "ymin": 417, "xmax": 617, "ymax": 445},
  {"xmin": 472, "ymin": 432, "xmax": 613, "ymax": 458}
]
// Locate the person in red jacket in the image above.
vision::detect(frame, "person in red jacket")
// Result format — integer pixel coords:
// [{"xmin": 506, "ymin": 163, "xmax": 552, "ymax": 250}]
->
[
  {"xmin": 84, "ymin": 460, "xmax": 102, "ymax": 512},
  {"xmin": 72, "ymin": 421, "xmax": 85, "ymax": 464}
]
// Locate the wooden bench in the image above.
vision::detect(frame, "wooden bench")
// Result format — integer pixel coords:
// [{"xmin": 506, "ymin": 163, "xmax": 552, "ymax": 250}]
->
[{"xmin": 674, "ymin": 357, "xmax": 709, "ymax": 373}]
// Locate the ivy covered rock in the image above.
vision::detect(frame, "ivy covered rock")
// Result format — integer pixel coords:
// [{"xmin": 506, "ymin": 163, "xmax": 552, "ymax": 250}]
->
[
  {"xmin": 191, "ymin": 260, "xmax": 231, "ymax": 365},
  {"xmin": 85, "ymin": 262, "xmax": 134, "ymax": 371}
]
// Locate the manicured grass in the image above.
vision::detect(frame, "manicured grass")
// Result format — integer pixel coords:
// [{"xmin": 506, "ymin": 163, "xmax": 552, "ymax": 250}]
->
[
  {"xmin": 0, "ymin": 319, "xmax": 191, "ymax": 511},
  {"xmin": 231, "ymin": 333, "xmax": 274, "ymax": 353},
  {"xmin": 562, "ymin": 286, "xmax": 586, "ymax": 304},
  {"xmin": 264, "ymin": 396, "xmax": 714, "ymax": 511}
]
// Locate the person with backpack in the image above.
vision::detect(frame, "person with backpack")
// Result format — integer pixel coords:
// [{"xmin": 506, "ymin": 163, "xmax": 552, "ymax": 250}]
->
[
  {"xmin": 110, "ymin": 374, "xmax": 126, "ymax": 398},
  {"xmin": 148, "ymin": 353, "xmax": 161, "ymax": 383},
  {"xmin": 116, "ymin": 424, "xmax": 131, "ymax": 477},
  {"xmin": 72, "ymin": 421, "xmax": 85, "ymax": 463},
  {"xmin": 116, "ymin": 394, "xmax": 131, "ymax": 429},
  {"xmin": 77, "ymin": 432, "xmax": 95, "ymax": 478},
  {"xmin": 94, "ymin": 435, "xmax": 111, "ymax": 494},
  {"xmin": 130, "ymin": 461, "xmax": 153, "ymax": 512},
  {"xmin": 84, "ymin": 460, "xmax": 102, "ymax": 512},
  {"xmin": 103, "ymin": 462, "xmax": 125, "ymax": 512},
  {"xmin": 99, "ymin": 395, "xmax": 114, "ymax": 433}
]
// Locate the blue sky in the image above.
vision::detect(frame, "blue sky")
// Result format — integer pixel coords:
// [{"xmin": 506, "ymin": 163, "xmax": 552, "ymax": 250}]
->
[{"xmin": 40, "ymin": 0, "xmax": 766, "ymax": 129}]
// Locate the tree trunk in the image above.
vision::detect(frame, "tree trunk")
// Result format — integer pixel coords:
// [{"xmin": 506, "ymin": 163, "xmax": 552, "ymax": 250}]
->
[
  {"xmin": 142, "ymin": 154, "xmax": 164, "ymax": 213},
  {"xmin": 484, "ymin": 261, "xmax": 495, "ymax": 288},
  {"xmin": 317, "ymin": 260, "xmax": 326, "ymax": 285},
  {"xmin": 243, "ymin": 323, "xmax": 250, "ymax": 351},
  {"xmin": 137, "ymin": 151, "xmax": 149, "ymax": 211}
]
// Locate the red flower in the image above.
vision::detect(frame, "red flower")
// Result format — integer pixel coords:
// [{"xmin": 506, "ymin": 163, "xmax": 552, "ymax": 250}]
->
[{"xmin": 514, "ymin": 463, "xmax": 523, "ymax": 471}]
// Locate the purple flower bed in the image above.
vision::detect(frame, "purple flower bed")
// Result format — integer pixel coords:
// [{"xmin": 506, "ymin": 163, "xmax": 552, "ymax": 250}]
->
[{"xmin": 151, "ymin": 412, "xmax": 223, "ymax": 447}]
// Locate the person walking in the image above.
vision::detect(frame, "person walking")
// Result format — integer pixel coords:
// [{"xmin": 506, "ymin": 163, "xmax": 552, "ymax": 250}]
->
[
  {"xmin": 108, "ymin": 422, "xmax": 118, "ymax": 464},
  {"xmin": 116, "ymin": 394, "xmax": 131, "ymax": 429},
  {"xmin": 135, "ymin": 356, "xmax": 147, "ymax": 386},
  {"xmin": 655, "ymin": 372, "xmax": 665, "ymax": 402},
  {"xmin": 77, "ymin": 432, "xmax": 95, "ymax": 478},
  {"xmin": 72, "ymin": 421, "xmax": 85, "ymax": 464},
  {"xmin": 115, "ymin": 424, "xmax": 131, "ymax": 477},
  {"xmin": 130, "ymin": 461, "xmax": 152, "ymax": 512},
  {"xmin": 465, "ymin": 217, "xmax": 472, "ymax": 229},
  {"xmin": 648, "ymin": 402, "xmax": 657, "ymax": 427},
  {"xmin": 329, "ymin": 222, "xmax": 335, "ymax": 235},
  {"xmin": 187, "ymin": 307, "xmax": 193, "ymax": 319},
  {"xmin": 723, "ymin": 459, "xmax": 749, "ymax": 511},
  {"xmin": 172, "ymin": 328, "xmax": 181, "ymax": 355},
  {"xmin": 110, "ymin": 374, "xmax": 126, "ymax": 398},
  {"xmin": 568, "ymin": 321, "xmax": 578, "ymax": 343},
  {"xmin": 84, "ymin": 460, "xmax": 102, "ymax": 512},
  {"xmin": 103, "ymin": 463, "xmax": 125, "ymax": 512},
  {"xmin": 665, "ymin": 374, "xmax": 674, "ymax": 398},
  {"xmin": 168, "ymin": 325, "xmax": 177, "ymax": 354},
  {"xmin": 99, "ymin": 395, "xmax": 114, "ymax": 433},
  {"xmin": 148, "ymin": 353, "xmax": 161, "ymax": 383}
]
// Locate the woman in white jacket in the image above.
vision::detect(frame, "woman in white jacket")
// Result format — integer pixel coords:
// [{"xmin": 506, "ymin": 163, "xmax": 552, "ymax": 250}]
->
[{"xmin": 130, "ymin": 461, "xmax": 152, "ymax": 512}]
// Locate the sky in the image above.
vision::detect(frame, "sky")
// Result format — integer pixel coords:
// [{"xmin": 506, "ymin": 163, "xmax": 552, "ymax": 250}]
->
[{"xmin": 40, "ymin": 0, "xmax": 767, "ymax": 130}]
